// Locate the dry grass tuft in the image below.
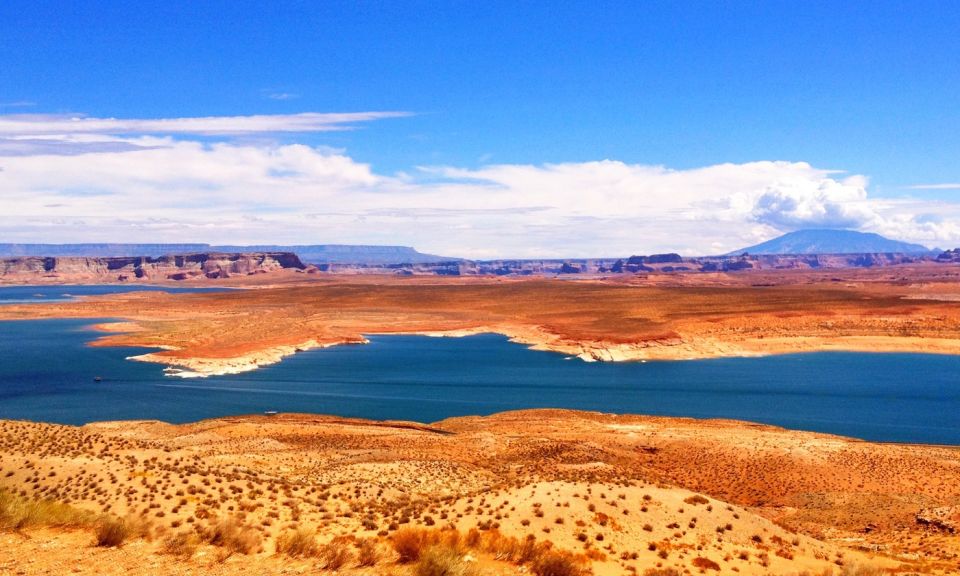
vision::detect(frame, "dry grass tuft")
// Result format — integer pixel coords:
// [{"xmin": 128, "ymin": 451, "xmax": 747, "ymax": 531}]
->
[
  {"xmin": 356, "ymin": 537, "xmax": 379, "ymax": 567},
  {"xmin": 275, "ymin": 527, "xmax": 318, "ymax": 557},
  {"xmin": 0, "ymin": 489, "xmax": 92, "ymax": 531},
  {"xmin": 201, "ymin": 516, "xmax": 261, "ymax": 555},
  {"xmin": 319, "ymin": 537, "xmax": 352, "ymax": 569},
  {"xmin": 415, "ymin": 544, "xmax": 475, "ymax": 576}
]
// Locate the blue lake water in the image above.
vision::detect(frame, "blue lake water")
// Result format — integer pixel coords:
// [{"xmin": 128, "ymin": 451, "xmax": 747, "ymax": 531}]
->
[
  {"xmin": 0, "ymin": 311, "xmax": 958, "ymax": 444},
  {"xmin": 0, "ymin": 284, "xmax": 229, "ymax": 304}
]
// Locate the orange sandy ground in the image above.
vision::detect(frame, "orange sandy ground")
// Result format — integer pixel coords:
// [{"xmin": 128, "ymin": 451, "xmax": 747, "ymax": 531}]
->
[{"xmin": 2, "ymin": 410, "xmax": 959, "ymax": 575}]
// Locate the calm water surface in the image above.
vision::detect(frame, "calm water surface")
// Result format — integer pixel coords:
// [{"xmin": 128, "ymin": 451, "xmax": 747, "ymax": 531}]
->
[
  {"xmin": 0, "ymin": 315, "xmax": 958, "ymax": 443},
  {"xmin": 0, "ymin": 284, "xmax": 228, "ymax": 304}
]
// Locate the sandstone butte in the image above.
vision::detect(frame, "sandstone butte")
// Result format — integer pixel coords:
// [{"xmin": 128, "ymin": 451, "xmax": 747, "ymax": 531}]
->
[{"xmin": 1, "ymin": 265, "xmax": 960, "ymax": 377}]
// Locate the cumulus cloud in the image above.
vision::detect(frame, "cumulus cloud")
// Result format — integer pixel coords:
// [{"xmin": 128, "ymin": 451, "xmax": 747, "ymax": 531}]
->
[
  {"xmin": 750, "ymin": 174, "xmax": 875, "ymax": 229},
  {"xmin": 0, "ymin": 130, "xmax": 958, "ymax": 256}
]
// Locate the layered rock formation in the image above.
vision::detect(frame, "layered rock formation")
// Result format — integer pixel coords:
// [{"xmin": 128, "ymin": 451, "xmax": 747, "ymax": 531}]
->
[
  {"xmin": 1, "ymin": 249, "xmax": 955, "ymax": 282},
  {"xmin": 315, "ymin": 251, "xmax": 941, "ymax": 275},
  {"xmin": 0, "ymin": 252, "xmax": 306, "ymax": 283},
  {"xmin": 0, "ymin": 243, "xmax": 455, "ymax": 264},
  {"xmin": 937, "ymin": 248, "xmax": 960, "ymax": 263}
]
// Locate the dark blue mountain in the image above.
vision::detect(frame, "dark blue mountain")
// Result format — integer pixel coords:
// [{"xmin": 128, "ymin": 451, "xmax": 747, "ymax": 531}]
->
[{"xmin": 732, "ymin": 229, "xmax": 932, "ymax": 255}]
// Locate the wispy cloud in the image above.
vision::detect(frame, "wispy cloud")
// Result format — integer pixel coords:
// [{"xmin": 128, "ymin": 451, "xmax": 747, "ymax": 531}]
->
[
  {"xmin": 0, "ymin": 137, "xmax": 161, "ymax": 156},
  {"xmin": 0, "ymin": 111, "xmax": 411, "ymax": 136},
  {"xmin": 907, "ymin": 183, "xmax": 960, "ymax": 190},
  {"xmin": 0, "ymin": 101, "xmax": 36, "ymax": 109},
  {"xmin": 265, "ymin": 92, "xmax": 300, "ymax": 101}
]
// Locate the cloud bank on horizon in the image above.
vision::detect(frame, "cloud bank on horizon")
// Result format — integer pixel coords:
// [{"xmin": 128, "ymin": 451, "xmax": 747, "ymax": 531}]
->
[{"xmin": 1, "ymin": 112, "xmax": 958, "ymax": 258}]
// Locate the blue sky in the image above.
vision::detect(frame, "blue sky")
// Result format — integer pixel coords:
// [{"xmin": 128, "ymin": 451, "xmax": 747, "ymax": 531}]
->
[{"xmin": 1, "ymin": 1, "xmax": 959, "ymax": 256}]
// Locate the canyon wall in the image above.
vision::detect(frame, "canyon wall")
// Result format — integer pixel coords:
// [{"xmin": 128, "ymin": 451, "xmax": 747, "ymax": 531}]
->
[{"xmin": 0, "ymin": 252, "xmax": 307, "ymax": 282}]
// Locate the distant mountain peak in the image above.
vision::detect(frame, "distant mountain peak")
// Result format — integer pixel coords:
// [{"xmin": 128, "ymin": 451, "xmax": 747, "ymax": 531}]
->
[{"xmin": 732, "ymin": 229, "xmax": 931, "ymax": 255}]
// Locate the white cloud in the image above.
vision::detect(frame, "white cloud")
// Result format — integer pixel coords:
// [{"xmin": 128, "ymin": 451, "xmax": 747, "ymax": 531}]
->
[
  {"xmin": 907, "ymin": 183, "xmax": 960, "ymax": 190},
  {"xmin": 265, "ymin": 92, "xmax": 300, "ymax": 101},
  {"xmin": 1, "ymin": 131, "xmax": 959, "ymax": 256},
  {"xmin": 750, "ymin": 174, "xmax": 875, "ymax": 229},
  {"xmin": 0, "ymin": 111, "xmax": 410, "ymax": 136}
]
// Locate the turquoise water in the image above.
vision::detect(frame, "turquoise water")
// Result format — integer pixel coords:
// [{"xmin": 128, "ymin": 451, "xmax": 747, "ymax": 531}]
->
[{"xmin": 0, "ymin": 313, "xmax": 958, "ymax": 444}]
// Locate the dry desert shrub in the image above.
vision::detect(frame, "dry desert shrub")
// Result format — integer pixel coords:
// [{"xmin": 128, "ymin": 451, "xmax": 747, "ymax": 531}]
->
[
  {"xmin": 319, "ymin": 538, "xmax": 353, "ymax": 569},
  {"xmin": 643, "ymin": 569, "xmax": 681, "ymax": 576},
  {"xmin": 691, "ymin": 556, "xmax": 721, "ymax": 571},
  {"xmin": 123, "ymin": 514, "xmax": 155, "ymax": 541},
  {"xmin": 356, "ymin": 537, "xmax": 380, "ymax": 567},
  {"xmin": 161, "ymin": 532, "xmax": 199, "ymax": 559},
  {"xmin": 201, "ymin": 516, "xmax": 261, "ymax": 555},
  {"xmin": 474, "ymin": 529, "xmax": 551, "ymax": 564},
  {"xmin": 415, "ymin": 544, "xmax": 476, "ymax": 576},
  {"xmin": 393, "ymin": 527, "xmax": 434, "ymax": 563},
  {"xmin": 275, "ymin": 527, "xmax": 318, "ymax": 557},
  {"xmin": 94, "ymin": 516, "xmax": 130, "ymax": 547},
  {"xmin": 530, "ymin": 549, "xmax": 590, "ymax": 576}
]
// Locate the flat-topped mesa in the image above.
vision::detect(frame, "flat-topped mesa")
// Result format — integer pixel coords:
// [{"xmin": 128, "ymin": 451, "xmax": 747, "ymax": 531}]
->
[
  {"xmin": 0, "ymin": 251, "xmax": 307, "ymax": 282},
  {"xmin": 316, "ymin": 251, "xmax": 942, "ymax": 275}
]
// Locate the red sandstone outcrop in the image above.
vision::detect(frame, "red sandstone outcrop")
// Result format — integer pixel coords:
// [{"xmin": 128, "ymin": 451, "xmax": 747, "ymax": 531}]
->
[{"xmin": 0, "ymin": 252, "xmax": 307, "ymax": 283}]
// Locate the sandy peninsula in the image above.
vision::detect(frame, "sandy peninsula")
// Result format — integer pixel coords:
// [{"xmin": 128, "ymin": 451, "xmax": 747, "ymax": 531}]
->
[{"xmin": 1, "ymin": 267, "xmax": 960, "ymax": 376}]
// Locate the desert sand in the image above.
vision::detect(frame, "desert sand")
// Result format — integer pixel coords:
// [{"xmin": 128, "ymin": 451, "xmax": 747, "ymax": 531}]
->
[{"xmin": 3, "ymin": 409, "xmax": 958, "ymax": 575}]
